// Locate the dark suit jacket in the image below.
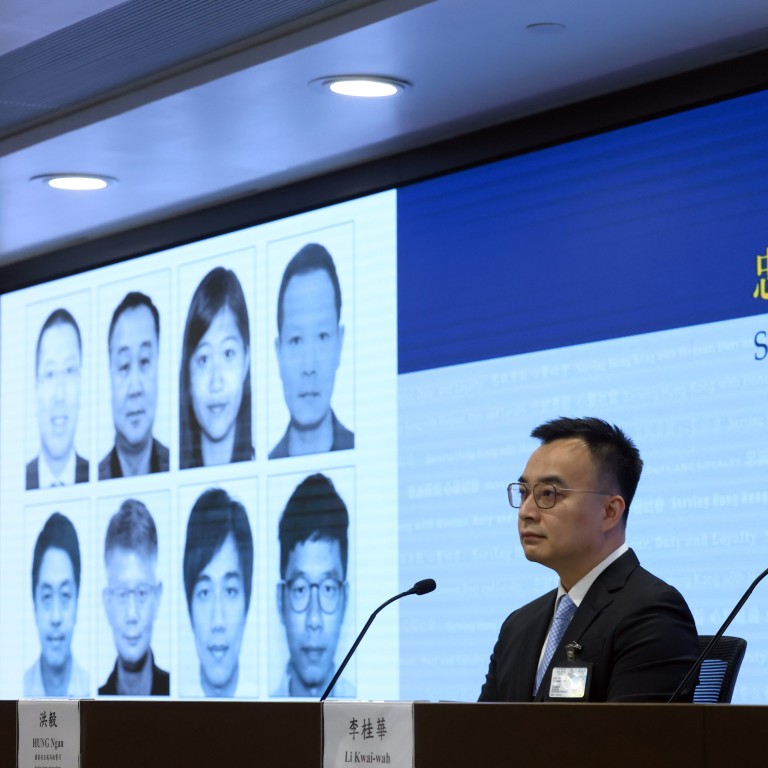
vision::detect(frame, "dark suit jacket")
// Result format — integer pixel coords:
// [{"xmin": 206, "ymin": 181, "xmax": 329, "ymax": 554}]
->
[
  {"xmin": 98, "ymin": 438, "xmax": 169, "ymax": 480},
  {"xmin": 25, "ymin": 454, "xmax": 89, "ymax": 490},
  {"xmin": 98, "ymin": 655, "xmax": 170, "ymax": 696},
  {"xmin": 269, "ymin": 409, "xmax": 354, "ymax": 459},
  {"xmin": 479, "ymin": 549, "xmax": 699, "ymax": 702}
]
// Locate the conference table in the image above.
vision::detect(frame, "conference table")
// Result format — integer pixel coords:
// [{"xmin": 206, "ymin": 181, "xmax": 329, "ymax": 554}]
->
[{"xmin": 3, "ymin": 699, "xmax": 763, "ymax": 766}]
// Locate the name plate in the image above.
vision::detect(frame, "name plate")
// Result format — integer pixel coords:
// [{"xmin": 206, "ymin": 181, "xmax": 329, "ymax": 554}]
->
[
  {"xmin": 18, "ymin": 699, "xmax": 80, "ymax": 768},
  {"xmin": 323, "ymin": 701, "xmax": 414, "ymax": 767}
]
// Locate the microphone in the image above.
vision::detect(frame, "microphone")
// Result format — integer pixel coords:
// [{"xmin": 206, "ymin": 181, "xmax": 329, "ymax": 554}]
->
[
  {"xmin": 320, "ymin": 578, "xmax": 437, "ymax": 701},
  {"xmin": 668, "ymin": 566, "xmax": 768, "ymax": 703},
  {"xmin": 409, "ymin": 578, "xmax": 437, "ymax": 596}
]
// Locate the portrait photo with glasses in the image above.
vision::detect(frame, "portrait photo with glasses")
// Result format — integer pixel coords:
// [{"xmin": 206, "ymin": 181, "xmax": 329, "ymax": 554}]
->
[
  {"xmin": 99, "ymin": 496, "xmax": 170, "ymax": 696},
  {"xmin": 270, "ymin": 470, "xmax": 355, "ymax": 698}
]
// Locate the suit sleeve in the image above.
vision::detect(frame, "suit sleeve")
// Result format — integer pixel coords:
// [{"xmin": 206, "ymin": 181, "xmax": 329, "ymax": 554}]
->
[
  {"xmin": 478, "ymin": 640, "xmax": 500, "ymax": 701},
  {"xmin": 605, "ymin": 583, "xmax": 699, "ymax": 702}
]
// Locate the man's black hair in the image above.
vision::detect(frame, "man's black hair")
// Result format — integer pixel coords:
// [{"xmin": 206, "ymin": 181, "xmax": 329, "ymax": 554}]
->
[
  {"xmin": 276, "ymin": 244, "xmax": 341, "ymax": 335},
  {"xmin": 278, "ymin": 473, "xmax": 348, "ymax": 578},
  {"xmin": 531, "ymin": 416, "xmax": 643, "ymax": 519},
  {"xmin": 32, "ymin": 512, "xmax": 81, "ymax": 597}
]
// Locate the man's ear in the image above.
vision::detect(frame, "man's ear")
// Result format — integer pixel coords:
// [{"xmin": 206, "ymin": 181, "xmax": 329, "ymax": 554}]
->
[
  {"xmin": 602, "ymin": 495, "xmax": 626, "ymax": 531},
  {"xmin": 334, "ymin": 324, "xmax": 345, "ymax": 372},
  {"xmin": 276, "ymin": 583, "xmax": 285, "ymax": 626},
  {"xmin": 339, "ymin": 580, "xmax": 349, "ymax": 620}
]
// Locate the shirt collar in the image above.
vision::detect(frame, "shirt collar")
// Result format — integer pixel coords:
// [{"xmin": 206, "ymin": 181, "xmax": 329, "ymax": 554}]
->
[
  {"xmin": 556, "ymin": 542, "xmax": 629, "ymax": 606},
  {"xmin": 38, "ymin": 449, "xmax": 76, "ymax": 488}
]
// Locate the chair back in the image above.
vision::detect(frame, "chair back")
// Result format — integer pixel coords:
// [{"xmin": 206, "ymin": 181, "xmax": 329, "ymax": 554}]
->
[{"xmin": 693, "ymin": 634, "xmax": 747, "ymax": 703}]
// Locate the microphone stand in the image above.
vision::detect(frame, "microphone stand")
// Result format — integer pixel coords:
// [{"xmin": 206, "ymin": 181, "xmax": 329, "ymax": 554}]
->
[{"xmin": 320, "ymin": 580, "xmax": 435, "ymax": 702}]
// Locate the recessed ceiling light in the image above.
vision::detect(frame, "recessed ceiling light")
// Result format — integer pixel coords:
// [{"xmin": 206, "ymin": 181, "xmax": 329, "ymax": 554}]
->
[
  {"xmin": 526, "ymin": 22, "xmax": 567, "ymax": 34},
  {"xmin": 31, "ymin": 174, "xmax": 116, "ymax": 190},
  {"xmin": 312, "ymin": 76, "xmax": 410, "ymax": 98}
]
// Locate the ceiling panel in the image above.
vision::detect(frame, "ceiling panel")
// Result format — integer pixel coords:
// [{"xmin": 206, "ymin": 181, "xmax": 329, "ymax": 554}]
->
[{"xmin": 1, "ymin": 0, "xmax": 768, "ymax": 268}]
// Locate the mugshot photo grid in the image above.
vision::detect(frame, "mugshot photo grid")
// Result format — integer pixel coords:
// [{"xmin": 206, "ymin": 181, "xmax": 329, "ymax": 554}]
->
[{"xmin": 4, "ymin": 191, "xmax": 403, "ymax": 701}]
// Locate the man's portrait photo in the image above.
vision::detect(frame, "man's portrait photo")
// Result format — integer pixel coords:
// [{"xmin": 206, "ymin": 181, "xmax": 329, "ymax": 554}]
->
[
  {"xmin": 182, "ymin": 486, "xmax": 254, "ymax": 697},
  {"xmin": 99, "ymin": 290, "xmax": 169, "ymax": 479},
  {"xmin": 100, "ymin": 497, "xmax": 169, "ymax": 695},
  {"xmin": 24, "ymin": 512, "xmax": 89, "ymax": 697},
  {"xmin": 270, "ymin": 242, "xmax": 354, "ymax": 459},
  {"xmin": 27, "ymin": 307, "xmax": 89, "ymax": 489},
  {"xmin": 272, "ymin": 472, "xmax": 354, "ymax": 697}
]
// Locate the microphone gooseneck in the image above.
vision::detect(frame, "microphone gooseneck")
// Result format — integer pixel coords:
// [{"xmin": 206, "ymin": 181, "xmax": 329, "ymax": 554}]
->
[{"xmin": 320, "ymin": 578, "xmax": 437, "ymax": 702}]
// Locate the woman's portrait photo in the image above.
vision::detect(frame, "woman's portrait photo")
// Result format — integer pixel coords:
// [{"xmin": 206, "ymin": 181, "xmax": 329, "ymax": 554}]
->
[{"xmin": 179, "ymin": 265, "xmax": 253, "ymax": 469}]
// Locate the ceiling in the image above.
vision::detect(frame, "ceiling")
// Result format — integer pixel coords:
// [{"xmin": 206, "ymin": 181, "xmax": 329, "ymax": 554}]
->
[{"xmin": 2, "ymin": 0, "xmax": 768, "ymax": 269}]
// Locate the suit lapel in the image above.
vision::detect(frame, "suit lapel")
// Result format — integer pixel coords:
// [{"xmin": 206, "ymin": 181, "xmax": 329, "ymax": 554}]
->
[
  {"xmin": 568, "ymin": 549, "xmax": 639, "ymax": 636},
  {"xmin": 535, "ymin": 549, "xmax": 640, "ymax": 699}
]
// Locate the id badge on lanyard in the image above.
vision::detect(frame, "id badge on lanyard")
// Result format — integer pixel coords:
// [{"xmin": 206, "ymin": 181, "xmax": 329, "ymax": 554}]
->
[{"xmin": 548, "ymin": 641, "xmax": 592, "ymax": 699}]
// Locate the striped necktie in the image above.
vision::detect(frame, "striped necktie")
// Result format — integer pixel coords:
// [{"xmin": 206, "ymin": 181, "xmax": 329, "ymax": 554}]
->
[{"xmin": 534, "ymin": 594, "xmax": 577, "ymax": 694}]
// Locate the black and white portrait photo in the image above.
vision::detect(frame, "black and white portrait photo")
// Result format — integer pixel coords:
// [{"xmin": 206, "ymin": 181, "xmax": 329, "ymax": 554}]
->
[
  {"xmin": 269, "ymin": 235, "xmax": 355, "ymax": 460},
  {"xmin": 24, "ymin": 510, "xmax": 90, "ymax": 697},
  {"xmin": 98, "ymin": 496, "xmax": 170, "ymax": 696},
  {"xmin": 269, "ymin": 470, "xmax": 355, "ymax": 698},
  {"xmin": 26, "ymin": 302, "xmax": 90, "ymax": 489},
  {"xmin": 97, "ymin": 274, "xmax": 171, "ymax": 480},
  {"xmin": 179, "ymin": 255, "xmax": 254, "ymax": 469},
  {"xmin": 178, "ymin": 478, "xmax": 259, "ymax": 698}
]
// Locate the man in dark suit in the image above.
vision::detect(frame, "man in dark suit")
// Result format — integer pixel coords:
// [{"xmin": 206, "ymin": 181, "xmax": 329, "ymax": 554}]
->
[
  {"xmin": 99, "ymin": 292, "xmax": 169, "ymax": 479},
  {"xmin": 479, "ymin": 417, "xmax": 698, "ymax": 703},
  {"xmin": 27, "ymin": 308, "xmax": 89, "ymax": 489}
]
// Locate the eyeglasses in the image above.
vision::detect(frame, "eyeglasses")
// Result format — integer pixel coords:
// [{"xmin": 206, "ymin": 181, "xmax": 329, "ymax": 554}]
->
[
  {"xmin": 107, "ymin": 584, "xmax": 157, "ymax": 606},
  {"xmin": 281, "ymin": 577, "xmax": 344, "ymax": 614},
  {"xmin": 507, "ymin": 482, "xmax": 613, "ymax": 510}
]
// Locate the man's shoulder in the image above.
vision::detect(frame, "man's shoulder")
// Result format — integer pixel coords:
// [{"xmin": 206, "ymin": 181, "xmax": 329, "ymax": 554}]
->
[
  {"xmin": 605, "ymin": 549, "xmax": 679, "ymax": 594},
  {"xmin": 23, "ymin": 658, "xmax": 42, "ymax": 696},
  {"xmin": 625, "ymin": 559, "xmax": 689, "ymax": 603},
  {"xmin": 152, "ymin": 439, "xmax": 170, "ymax": 472},
  {"xmin": 331, "ymin": 411, "xmax": 355, "ymax": 451},
  {"xmin": 593, "ymin": 549, "xmax": 693, "ymax": 620},
  {"xmin": 329, "ymin": 676, "xmax": 356, "ymax": 698},
  {"xmin": 151, "ymin": 661, "xmax": 170, "ymax": 695},
  {"xmin": 69, "ymin": 656, "xmax": 91, "ymax": 697},
  {"xmin": 75, "ymin": 453, "xmax": 89, "ymax": 483},
  {"xmin": 98, "ymin": 448, "xmax": 116, "ymax": 480},
  {"xmin": 25, "ymin": 457, "xmax": 40, "ymax": 490},
  {"xmin": 268, "ymin": 427, "xmax": 291, "ymax": 460},
  {"xmin": 98, "ymin": 661, "xmax": 119, "ymax": 695}
]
